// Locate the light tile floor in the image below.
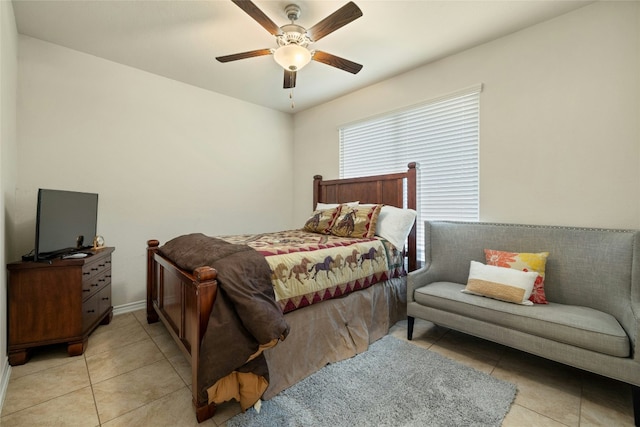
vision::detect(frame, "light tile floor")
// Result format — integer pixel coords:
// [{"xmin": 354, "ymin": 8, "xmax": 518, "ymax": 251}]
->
[{"xmin": 0, "ymin": 310, "xmax": 635, "ymax": 426}]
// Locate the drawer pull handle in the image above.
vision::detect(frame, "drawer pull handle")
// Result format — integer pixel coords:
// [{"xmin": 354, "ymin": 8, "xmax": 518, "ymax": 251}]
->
[
  {"xmin": 87, "ymin": 309, "xmax": 95, "ymax": 313},
  {"xmin": 83, "ymin": 289, "xmax": 91, "ymax": 293},
  {"xmin": 83, "ymin": 272, "xmax": 90, "ymax": 276},
  {"xmin": 91, "ymin": 284, "xmax": 99, "ymax": 287},
  {"xmin": 91, "ymin": 268, "xmax": 99, "ymax": 271},
  {"xmin": 99, "ymin": 264, "xmax": 105, "ymax": 267},
  {"xmin": 102, "ymin": 297, "xmax": 109, "ymax": 301}
]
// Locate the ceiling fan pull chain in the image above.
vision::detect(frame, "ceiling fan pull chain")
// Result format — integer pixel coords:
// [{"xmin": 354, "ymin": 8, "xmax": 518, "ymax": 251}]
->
[{"xmin": 290, "ymin": 89, "xmax": 295, "ymax": 109}]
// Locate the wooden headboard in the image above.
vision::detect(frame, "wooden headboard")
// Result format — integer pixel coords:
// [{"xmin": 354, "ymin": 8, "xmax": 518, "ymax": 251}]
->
[{"xmin": 312, "ymin": 162, "xmax": 418, "ymax": 271}]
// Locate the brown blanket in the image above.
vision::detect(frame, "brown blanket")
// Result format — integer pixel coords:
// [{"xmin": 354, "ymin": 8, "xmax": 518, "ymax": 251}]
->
[{"xmin": 158, "ymin": 233, "xmax": 290, "ymax": 409}]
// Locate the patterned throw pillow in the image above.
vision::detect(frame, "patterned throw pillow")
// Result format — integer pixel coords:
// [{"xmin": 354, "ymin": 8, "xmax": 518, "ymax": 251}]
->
[
  {"xmin": 484, "ymin": 249, "xmax": 549, "ymax": 304},
  {"xmin": 330, "ymin": 204, "xmax": 382, "ymax": 238},
  {"xmin": 303, "ymin": 206, "xmax": 342, "ymax": 234}
]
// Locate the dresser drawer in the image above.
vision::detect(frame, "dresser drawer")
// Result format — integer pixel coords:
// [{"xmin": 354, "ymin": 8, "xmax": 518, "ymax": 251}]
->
[
  {"xmin": 97, "ymin": 284, "xmax": 112, "ymax": 316},
  {"xmin": 82, "ymin": 255, "xmax": 112, "ymax": 284},
  {"xmin": 82, "ymin": 291, "xmax": 100, "ymax": 329},
  {"xmin": 82, "ymin": 270, "xmax": 111, "ymax": 299},
  {"xmin": 83, "ymin": 284, "xmax": 111, "ymax": 329}
]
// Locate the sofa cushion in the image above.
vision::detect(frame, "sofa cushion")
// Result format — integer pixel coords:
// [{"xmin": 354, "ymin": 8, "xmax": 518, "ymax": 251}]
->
[{"xmin": 415, "ymin": 282, "xmax": 630, "ymax": 357}]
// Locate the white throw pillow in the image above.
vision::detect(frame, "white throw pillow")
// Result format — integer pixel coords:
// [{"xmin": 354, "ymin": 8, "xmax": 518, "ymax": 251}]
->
[
  {"xmin": 374, "ymin": 205, "xmax": 417, "ymax": 250},
  {"xmin": 462, "ymin": 261, "xmax": 538, "ymax": 305}
]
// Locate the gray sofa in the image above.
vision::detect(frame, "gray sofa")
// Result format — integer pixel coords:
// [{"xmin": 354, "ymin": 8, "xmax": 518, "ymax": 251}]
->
[{"xmin": 407, "ymin": 221, "xmax": 640, "ymax": 423}]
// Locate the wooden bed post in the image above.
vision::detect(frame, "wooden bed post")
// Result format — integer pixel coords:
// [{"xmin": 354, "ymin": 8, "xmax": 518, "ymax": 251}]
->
[
  {"xmin": 146, "ymin": 240, "xmax": 160, "ymax": 324},
  {"xmin": 146, "ymin": 239, "xmax": 219, "ymax": 422},
  {"xmin": 406, "ymin": 162, "xmax": 418, "ymax": 272},
  {"xmin": 313, "ymin": 175, "xmax": 323, "ymax": 209},
  {"xmin": 191, "ymin": 266, "xmax": 218, "ymax": 423}
]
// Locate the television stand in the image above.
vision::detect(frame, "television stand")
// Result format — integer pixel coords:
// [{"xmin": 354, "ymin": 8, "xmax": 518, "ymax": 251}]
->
[{"xmin": 6, "ymin": 247, "xmax": 115, "ymax": 365}]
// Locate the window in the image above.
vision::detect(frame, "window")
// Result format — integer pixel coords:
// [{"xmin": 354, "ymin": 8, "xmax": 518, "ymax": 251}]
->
[{"xmin": 339, "ymin": 85, "xmax": 481, "ymax": 261}]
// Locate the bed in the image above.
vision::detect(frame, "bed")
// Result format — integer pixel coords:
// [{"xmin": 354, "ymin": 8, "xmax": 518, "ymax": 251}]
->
[{"xmin": 146, "ymin": 162, "xmax": 417, "ymax": 422}]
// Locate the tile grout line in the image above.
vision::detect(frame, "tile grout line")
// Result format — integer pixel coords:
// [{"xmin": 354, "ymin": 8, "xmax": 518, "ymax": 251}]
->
[
  {"xmin": 91, "ymin": 312, "xmax": 194, "ymax": 425},
  {"xmin": 87, "ymin": 312, "xmax": 158, "ymax": 426},
  {"xmin": 84, "ymin": 352, "xmax": 102, "ymax": 426}
]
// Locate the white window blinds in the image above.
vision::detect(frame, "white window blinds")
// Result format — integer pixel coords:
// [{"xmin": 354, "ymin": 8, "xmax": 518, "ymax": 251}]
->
[{"xmin": 339, "ymin": 85, "xmax": 481, "ymax": 260}]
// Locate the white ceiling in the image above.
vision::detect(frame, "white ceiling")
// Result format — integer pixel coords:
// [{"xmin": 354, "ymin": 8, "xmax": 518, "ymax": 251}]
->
[{"xmin": 12, "ymin": 0, "xmax": 593, "ymax": 113}]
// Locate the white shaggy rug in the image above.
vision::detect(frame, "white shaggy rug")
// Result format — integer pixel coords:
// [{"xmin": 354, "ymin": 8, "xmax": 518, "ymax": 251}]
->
[{"xmin": 227, "ymin": 335, "xmax": 516, "ymax": 427}]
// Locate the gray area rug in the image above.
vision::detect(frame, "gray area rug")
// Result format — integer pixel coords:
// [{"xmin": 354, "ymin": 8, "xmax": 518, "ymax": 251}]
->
[{"xmin": 227, "ymin": 335, "xmax": 516, "ymax": 427}]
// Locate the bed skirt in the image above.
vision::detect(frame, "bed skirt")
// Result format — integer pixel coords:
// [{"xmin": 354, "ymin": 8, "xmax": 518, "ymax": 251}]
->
[{"xmin": 262, "ymin": 276, "xmax": 407, "ymax": 399}]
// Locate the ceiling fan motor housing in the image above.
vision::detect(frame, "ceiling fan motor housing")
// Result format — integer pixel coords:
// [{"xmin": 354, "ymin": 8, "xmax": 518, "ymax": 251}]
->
[{"xmin": 277, "ymin": 24, "xmax": 310, "ymax": 47}]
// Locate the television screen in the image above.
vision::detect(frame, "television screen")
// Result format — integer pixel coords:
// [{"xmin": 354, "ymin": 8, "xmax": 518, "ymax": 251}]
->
[{"xmin": 35, "ymin": 189, "xmax": 98, "ymax": 260}]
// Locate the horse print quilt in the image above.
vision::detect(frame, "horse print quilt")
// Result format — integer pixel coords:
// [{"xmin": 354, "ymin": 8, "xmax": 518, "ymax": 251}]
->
[{"xmin": 221, "ymin": 229, "xmax": 405, "ymax": 313}]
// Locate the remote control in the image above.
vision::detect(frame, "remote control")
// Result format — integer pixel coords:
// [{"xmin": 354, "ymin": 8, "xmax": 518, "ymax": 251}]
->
[{"xmin": 62, "ymin": 253, "xmax": 88, "ymax": 259}]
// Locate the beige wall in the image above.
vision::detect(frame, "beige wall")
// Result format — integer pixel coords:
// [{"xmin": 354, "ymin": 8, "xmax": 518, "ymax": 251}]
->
[
  {"xmin": 16, "ymin": 37, "xmax": 294, "ymax": 307},
  {"xmin": 1, "ymin": 0, "xmax": 18, "ymax": 404},
  {"xmin": 293, "ymin": 1, "xmax": 640, "ymax": 231}
]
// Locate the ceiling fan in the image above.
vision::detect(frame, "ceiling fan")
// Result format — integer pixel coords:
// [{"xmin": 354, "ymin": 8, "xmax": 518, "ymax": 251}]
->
[{"xmin": 216, "ymin": 0, "xmax": 363, "ymax": 90}]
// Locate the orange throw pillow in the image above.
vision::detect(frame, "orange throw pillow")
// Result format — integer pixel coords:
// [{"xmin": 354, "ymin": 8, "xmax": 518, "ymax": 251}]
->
[{"xmin": 484, "ymin": 249, "xmax": 549, "ymax": 304}]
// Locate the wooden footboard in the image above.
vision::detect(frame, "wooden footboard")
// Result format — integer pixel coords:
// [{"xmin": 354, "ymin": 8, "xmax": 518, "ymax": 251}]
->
[
  {"xmin": 146, "ymin": 163, "xmax": 418, "ymax": 423},
  {"xmin": 146, "ymin": 240, "xmax": 219, "ymax": 422}
]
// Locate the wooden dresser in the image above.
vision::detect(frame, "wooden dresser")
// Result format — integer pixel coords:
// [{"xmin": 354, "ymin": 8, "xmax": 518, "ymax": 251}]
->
[{"xmin": 7, "ymin": 247, "xmax": 115, "ymax": 365}]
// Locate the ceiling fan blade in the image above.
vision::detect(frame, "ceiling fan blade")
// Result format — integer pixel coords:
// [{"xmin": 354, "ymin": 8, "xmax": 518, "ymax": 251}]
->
[
  {"xmin": 312, "ymin": 51, "xmax": 363, "ymax": 74},
  {"xmin": 216, "ymin": 49, "xmax": 273, "ymax": 63},
  {"xmin": 231, "ymin": 0, "xmax": 282, "ymax": 36},
  {"xmin": 307, "ymin": 1, "xmax": 363, "ymax": 42},
  {"xmin": 283, "ymin": 70, "xmax": 297, "ymax": 89}
]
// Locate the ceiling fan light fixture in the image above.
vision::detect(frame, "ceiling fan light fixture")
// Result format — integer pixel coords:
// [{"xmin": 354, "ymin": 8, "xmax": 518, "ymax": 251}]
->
[{"xmin": 273, "ymin": 44, "xmax": 311, "ymax": 71}]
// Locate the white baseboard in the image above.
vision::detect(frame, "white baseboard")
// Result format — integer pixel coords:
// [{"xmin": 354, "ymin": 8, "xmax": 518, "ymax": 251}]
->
[
  {"xmin": 113, "ymin": 300, "xmax": 146, "ymax": 316},
  {"xmin": 0, "ymin": 359, "xmax": 11, "ymax": 417}
]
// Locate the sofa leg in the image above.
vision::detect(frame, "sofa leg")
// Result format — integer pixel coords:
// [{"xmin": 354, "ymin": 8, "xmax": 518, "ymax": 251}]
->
[
  {"xmin": 632, "ymin": 385, "xmax": 639, "ymax": 426},
  {"xmin": 407, "ymin": 316, "xmax": 415, "ymax": 340}
]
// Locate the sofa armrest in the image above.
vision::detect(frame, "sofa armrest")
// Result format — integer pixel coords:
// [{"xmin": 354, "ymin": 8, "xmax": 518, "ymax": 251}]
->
[
  {"xmin": 631, "ymin": 301, "xmax": 640, "ymax": 361},
  {"xmin": 407, "ymin": 265, "xmax": 438, "ymax": 303}
]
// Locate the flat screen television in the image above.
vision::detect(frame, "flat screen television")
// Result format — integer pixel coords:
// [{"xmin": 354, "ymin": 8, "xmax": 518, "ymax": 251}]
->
[{"xmin": 35, "ymin": 189, "xmax": 99, "ymax": 261}]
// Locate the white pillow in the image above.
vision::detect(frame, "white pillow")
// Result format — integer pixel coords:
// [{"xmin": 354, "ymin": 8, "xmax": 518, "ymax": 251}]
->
[
  {"xmin": 315, "ymin": 201, "xmax": 359, "ymax": 210},
  {"xmin": 374, "ymin": 205, "xmax": 417, "ymax": 250},
  {"xmin": 463, "ymin": 261, "xmax": 538, "ymax": 305}
]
